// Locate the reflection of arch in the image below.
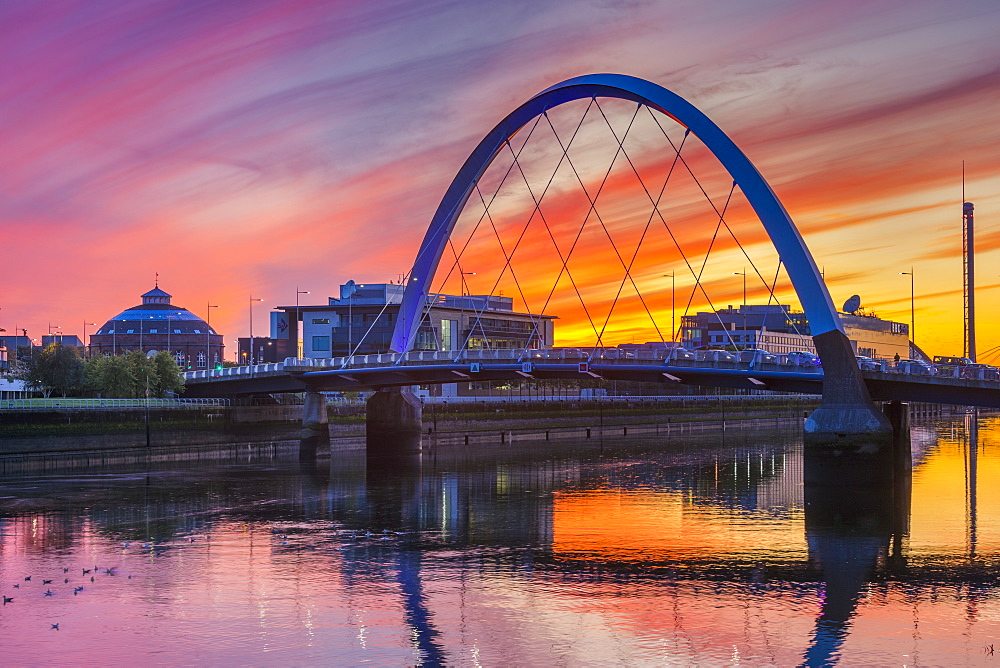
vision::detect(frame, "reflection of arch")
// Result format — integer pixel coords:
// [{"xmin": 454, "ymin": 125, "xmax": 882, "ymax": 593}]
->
[{"xmin": 390, "ymin": 73, "xmax": 841, "ymax": 354}]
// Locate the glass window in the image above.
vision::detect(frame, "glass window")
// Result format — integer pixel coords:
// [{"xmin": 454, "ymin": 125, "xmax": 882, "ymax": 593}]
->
[
  {"xmin": 127, "ymin": 330, "xmax": 135, "ymax": 334},
  {"xmin": 193, "ymin": 329, "xmax": 201, "ymax": 334},
  {"xmin": 312, "ymin": 336, "xmax": 330, "ymax": 351}
]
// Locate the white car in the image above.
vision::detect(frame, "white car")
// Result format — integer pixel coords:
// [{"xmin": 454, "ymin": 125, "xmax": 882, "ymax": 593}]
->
[
  {"xmin": 785, "ymin": 350, "xmax": 821, "ymax": 366},
  {"xmin": 695, "ymin": 349, "xmax": 738, "ymax": 363}
]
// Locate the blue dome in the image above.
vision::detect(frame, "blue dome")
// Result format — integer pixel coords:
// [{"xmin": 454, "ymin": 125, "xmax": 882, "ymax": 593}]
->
[{"xmin": 95, "ymin": 286, "xmax": 216, "ymax": 336}]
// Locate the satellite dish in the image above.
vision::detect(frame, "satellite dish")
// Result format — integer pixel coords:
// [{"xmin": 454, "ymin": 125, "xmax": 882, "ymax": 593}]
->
[
  {"xmin": 341, "ymin": 280, "xmax": 358, "ymax": 300},
  {"xmin": 842, "ymin": 295, "xmax": 861, "ymax": 314}
]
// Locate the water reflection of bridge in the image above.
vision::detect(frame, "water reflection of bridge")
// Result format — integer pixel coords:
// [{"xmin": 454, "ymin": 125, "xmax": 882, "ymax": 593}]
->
[{"xmin": 1, "ymin": 414, "xmax": 996, "ymax": 663}]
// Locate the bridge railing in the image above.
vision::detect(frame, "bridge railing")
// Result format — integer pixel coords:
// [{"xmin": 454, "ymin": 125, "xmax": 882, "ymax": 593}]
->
[{"xmin": 179, "ymin": 350, "xmax": 1000, "ymax": 386}]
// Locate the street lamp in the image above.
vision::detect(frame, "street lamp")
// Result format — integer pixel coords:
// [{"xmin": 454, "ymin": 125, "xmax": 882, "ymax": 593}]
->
[
  {"xmin": 206, "ymin": 303, "xmax": 219, "ymax": 369},
  {"xmin": 460, "ymin": 271, "xmax": 477, "ymax": 297},
  {"xmin": 733, "ymin": 270, "xmax": 746, "ymax": 347},
  {"xmin": 460, "ymin": 272, "xmax": 476, "ymax": 351},
  {"xmin": 296, "ymin": 288, "xmax": 310, "ymax": 357},
  {"xmin": 82, "ymin": 322, "xmax": 96, "ymax": 358},
  {"xmin": 662, "ymin": 272, "xmax": 675, "ymax": 343},
  {"xmin": 899, "ymin": 268, "xmax": 915, "ymax": 346},
  {"xmin": 249, "ymin": 294, "xmax": 264, "ymax": 363}
]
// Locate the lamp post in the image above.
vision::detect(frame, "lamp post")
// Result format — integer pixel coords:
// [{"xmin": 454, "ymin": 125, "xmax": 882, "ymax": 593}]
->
[
  {"xmin": 296, "ymin": 288, "xmax": 310, "ymax": 358},
  {"xmin": 249, "ymin": 294, "xmax": 263, "ymax": 363},
  {"xmin": 206, "ymin": 303, "xmax": 219, "ymax": 369},
  {"xmin": 82, "ymin": 322, "xmax": 96, "ymax": 358},
  {"xmin": 899, "ymin": 268, "xmax": 915, "ymax": 346},
  {"xmin": 460, "ymin": 272, "xmax": 476, "ymax": 351},
  {"xmin": 733, "ymin": 270, "xmax": 746, "ymax": 347},
  {"xmin": 662, "ymin": 272, "xmax": 675, "ymax": 343},
  {"xmin": 138, "ymin": 316, "xmax": 153, "ymax": 353}
]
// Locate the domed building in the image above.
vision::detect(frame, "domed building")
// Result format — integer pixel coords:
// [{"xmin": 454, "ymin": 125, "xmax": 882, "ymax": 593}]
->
[{"xmin": 89, "ymin": 285, "xmax": 224, "ymax": 369}]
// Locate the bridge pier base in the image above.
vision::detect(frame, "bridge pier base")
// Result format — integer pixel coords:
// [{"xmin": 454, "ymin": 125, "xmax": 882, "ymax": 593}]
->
[
  {"xmin": 366, "ymin": 386, "xmax": 423, "ymax": 455},
  {"xmin": 804, "ymin": 330, "xmax": 893, "ymax": 448},
  {"xmin": 302, "ymin": 392, "xmax": 329, "ymax": 432},
  {"xmin": 300, "ymin": 392, "xmax": 330, "ymax": 459}
]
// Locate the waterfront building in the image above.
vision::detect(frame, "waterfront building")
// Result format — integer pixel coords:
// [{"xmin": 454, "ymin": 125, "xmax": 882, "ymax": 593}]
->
[
  {"xmin": 680, "ymin": 303, "xmax": 910, "ymax": 360},
  {"xmin": 89, "ymin": 285, "xmax": 224, "ymax": 369},
  {"xmin": 0, "ymin": 376, "xmax": 33, "ymax": 399},
  {"xmin": 0, "ymin": 335, "xmax": 33, "ymax": 352},
  {"xmin": 41, "ymin": 334, "xmax": 83, "ymax": 348},
  {"xmin": 236, "ymin": 336, "xmax": 280, "ymax": 364},
  {"xmin": 272, "ymin": 281, "xmax": 556, "ymax": 359}
]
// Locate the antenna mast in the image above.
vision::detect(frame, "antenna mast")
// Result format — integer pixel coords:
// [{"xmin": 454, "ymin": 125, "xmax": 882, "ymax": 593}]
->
[{"xmin": 963, "ymin": 162, "xmax": 976, "ymax": 361}]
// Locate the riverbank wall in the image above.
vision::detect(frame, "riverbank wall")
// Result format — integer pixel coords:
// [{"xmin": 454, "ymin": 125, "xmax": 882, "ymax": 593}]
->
[{"xmin": 0, "ymin": 396, "xmax": 965, "ymax": 455}]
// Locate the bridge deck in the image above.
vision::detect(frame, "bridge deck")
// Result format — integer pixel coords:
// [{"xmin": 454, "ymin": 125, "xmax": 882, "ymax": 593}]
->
[{"xmin": 179, "ymin": 350, "xmax": 1000, "ymax": 408}]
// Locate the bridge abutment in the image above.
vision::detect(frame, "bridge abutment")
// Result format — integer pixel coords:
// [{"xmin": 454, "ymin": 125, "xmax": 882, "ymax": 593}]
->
[
  {"xmin": 366, "ymin": 386, "xmax": 423, "ymax": 455},
  {"xmin": 805, "ymin": 330, "xmax": 893, "ymax": 447}
]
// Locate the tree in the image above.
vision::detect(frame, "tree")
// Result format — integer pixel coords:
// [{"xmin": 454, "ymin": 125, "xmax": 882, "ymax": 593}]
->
[
  {"xmin": 19, "ymin": 343, "xmax": 85, "ymax": 397},
  {"xmin": 83, "ymin": 351, "xmax": 185, "ymax": 399},
  {"xmin": 150, "ymin": 351, "xmax": 185, "ymax": 397},
  {"xmin": 85, "ymin": 355, "xmax": 136, "ymax": 398}
]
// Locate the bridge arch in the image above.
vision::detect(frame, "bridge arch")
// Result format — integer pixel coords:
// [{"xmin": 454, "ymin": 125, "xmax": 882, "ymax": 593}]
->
[
  {"xmin": 390, "ymin": 73, "xmax": 891, "ymax": 438},
  {"xmin": 390, "ymin": 72, "xmax": 840, "ymax": 354}
]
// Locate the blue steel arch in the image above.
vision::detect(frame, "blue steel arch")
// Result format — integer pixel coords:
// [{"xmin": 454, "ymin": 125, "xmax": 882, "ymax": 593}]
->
[{"xmin": 390, "ymin": 73, "xmax": 841, "ymax": 353}]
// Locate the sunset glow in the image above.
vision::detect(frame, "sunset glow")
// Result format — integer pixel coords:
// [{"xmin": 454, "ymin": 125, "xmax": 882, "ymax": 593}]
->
[{"xmin": 3, "ymin": 1, "xmax": 999, "ymax": 357}]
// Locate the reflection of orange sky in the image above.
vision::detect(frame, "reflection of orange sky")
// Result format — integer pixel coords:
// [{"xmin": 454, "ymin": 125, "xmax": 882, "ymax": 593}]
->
[
  {"xmin": 909, "ymin": 416, "xmax": 1000, "ymax": 559},
  {"xmin": 551, "ymin": 490, "xmax": 807, "ymax": 562}
]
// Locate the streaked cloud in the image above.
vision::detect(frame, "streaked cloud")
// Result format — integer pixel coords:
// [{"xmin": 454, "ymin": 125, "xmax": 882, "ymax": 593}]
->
[{"xmin": 2, "ymin": 0, "xmax": 998, "ymax": 354}]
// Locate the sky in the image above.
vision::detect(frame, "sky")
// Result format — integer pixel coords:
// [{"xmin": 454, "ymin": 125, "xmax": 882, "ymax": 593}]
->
[{"xmin": 2, "ymin": 0, "xmax": 1000, "ymax": 358}]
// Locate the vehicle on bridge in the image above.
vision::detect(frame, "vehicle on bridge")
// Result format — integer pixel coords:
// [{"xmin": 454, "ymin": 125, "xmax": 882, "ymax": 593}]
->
[
  {"xmin": 961, "ymin": 364, "xmax": 1000, "ymax": 381},
  {"xmin": 661, "ymin": 347, "xmax": 694, "ymax": 361},
  {"xmin": 933, "ymin": 356, "xmax": 973, "ymax": 378},
  {"xmin": 739, "ymin": 349, "xmax": 777, "ymax": 366},
  {"xmin": 855, "ymin": 355, "xmax": 880, "ymax": 371},
  {"xmin": 895, "ymin": 359, "xmax": 934, "ymax": 375},
  {"xmin": 784, "ymin": 351, "xmax": 821, "ymax": 367},
  {"xmin": 695, "ymin": 349, "xmax": 738, "ymax": 363}
]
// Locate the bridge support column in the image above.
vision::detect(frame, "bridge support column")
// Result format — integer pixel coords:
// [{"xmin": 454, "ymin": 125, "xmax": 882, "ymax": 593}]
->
[
  {"xmin": 366, "ymin": 386, "xmax": 423, "ymax": 455},
  {"xmin": 300, "ymin": 392, "xmax": 330, "ymax": 459},
  {"xmin": 303, "ymin": 392, "xmax": 329, "ymax": 432},
  {"xmin": 805, "ymin": 330, "xmax": 892, "ymax": 448}
]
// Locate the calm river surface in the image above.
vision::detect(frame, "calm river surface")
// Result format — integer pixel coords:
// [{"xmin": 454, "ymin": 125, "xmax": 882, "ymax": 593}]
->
[{"xmin": 2, "ymin": 414, "xmax": 999, "ymax": 666}]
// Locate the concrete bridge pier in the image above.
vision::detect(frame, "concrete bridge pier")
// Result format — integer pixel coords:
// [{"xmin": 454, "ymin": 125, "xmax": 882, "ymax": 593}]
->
[
  {"xmin": 366, "ymin": 386, "xmax": 423, "ymax": 455},
  {"xmin": 300, "ymin": 391, "xmax": 330, "ymax": 459},
  {"xmin": 805, "ymin": 330, "xmax": 893, "ymax": 449}
]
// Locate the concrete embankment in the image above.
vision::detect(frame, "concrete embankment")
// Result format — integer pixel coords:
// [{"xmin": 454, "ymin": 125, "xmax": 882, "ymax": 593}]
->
[
  {"xmin": 0, "ymin": 396, "xmax": 959, "ymax": 456},
  {"xmin": 0, "ymin": 405, "xmax": 308, "ymax": 453}
]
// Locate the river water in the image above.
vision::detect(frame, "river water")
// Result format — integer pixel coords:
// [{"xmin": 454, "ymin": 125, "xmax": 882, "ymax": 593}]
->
[{"xmin": 1, "ymin": 414, "xmax": 998, "ymax": 666}]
